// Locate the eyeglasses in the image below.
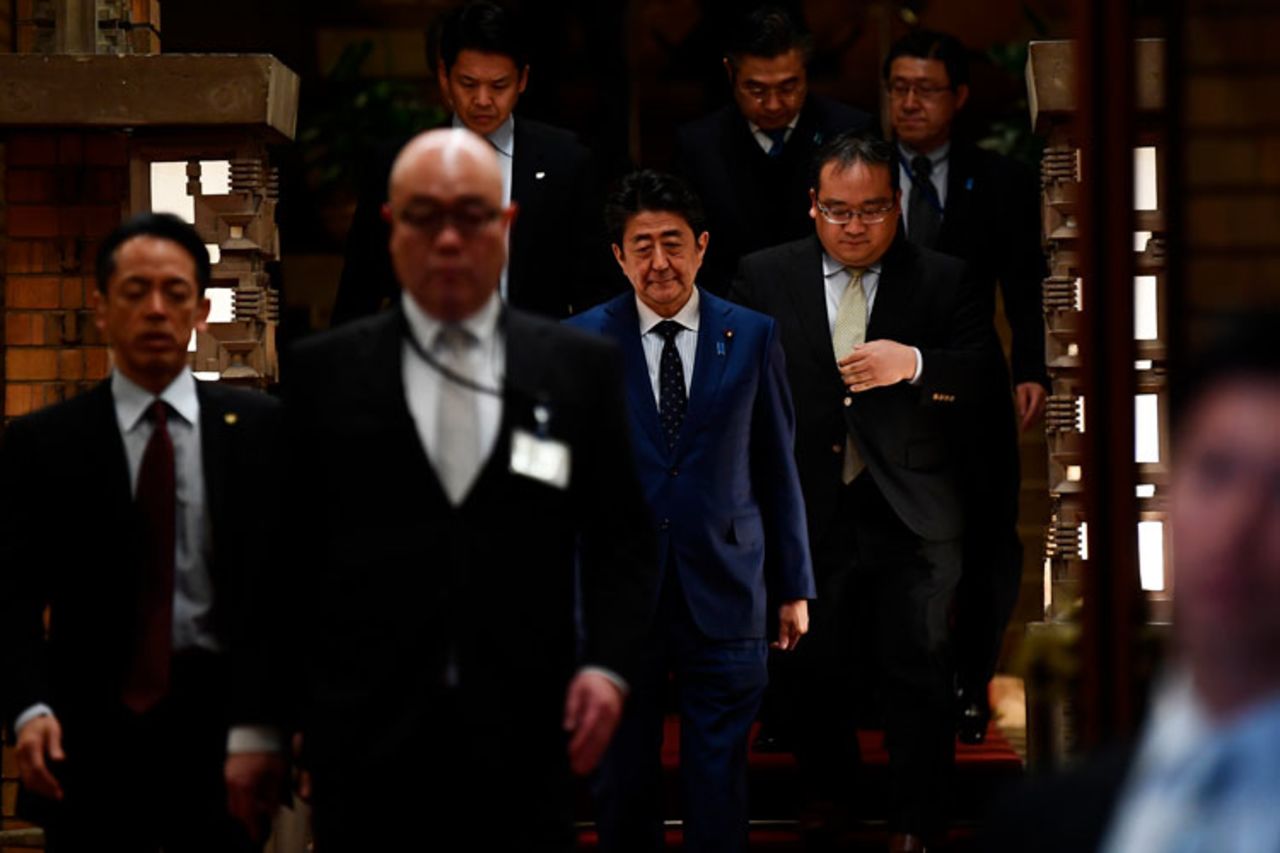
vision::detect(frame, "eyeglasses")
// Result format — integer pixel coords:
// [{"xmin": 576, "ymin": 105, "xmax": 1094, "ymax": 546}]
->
[
  {"xmin": 887, "ymin": 80, "xmax": 953, "ymax": 100},
  {"xmin": 394, "ymin": 203, "xmax": 502, "ymax": 237},
  {"xmin": 815, "ymin": 200, "xmax": 897, "ymax": 226},
  {"xmin": 741, "ymin": 79, "xmax": 804, "ymax": 103}
]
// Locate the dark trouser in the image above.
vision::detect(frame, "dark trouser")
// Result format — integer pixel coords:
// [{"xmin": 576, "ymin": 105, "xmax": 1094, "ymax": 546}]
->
[
  {"xmin": 785, "ymin": 475, "xmax": 962, "ymax": 838},
  {"xmin": 954, "ymin": 379, "xmax": 1024, "ymax": 698},
  {"xmin": 310, "ymin": 688, "xmax": 576, "ymax": 852},
  {"xmin": 31, "ymin": 651, "xmax": 255, "ymax": 853},
  {"xmin": 595, "ymin": 571, "xmax": 768, "ymax": 853}
]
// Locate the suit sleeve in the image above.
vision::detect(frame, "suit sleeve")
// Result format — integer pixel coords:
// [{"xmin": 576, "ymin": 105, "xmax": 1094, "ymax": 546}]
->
[
  {"xmin": 575, "ymin": 341, "xmax": 659, "ymax": 685},
  {"xmin": 750, "ymin": 321, "xmax": 816, "ymax": 604},
  {"xmin": 915, "ymin": 261, "xmax": 996, "ymax": 407},
  {"xmin": 0, "ymin": 419, "xmax": 51, "ymax": 737},
  {"xmin": 331, "ymin": 152, "xmax": 398, "ymax": 327},
  {"xmin": 995, "ymin": 159, "xmax": 1050, "ymax": 388}
]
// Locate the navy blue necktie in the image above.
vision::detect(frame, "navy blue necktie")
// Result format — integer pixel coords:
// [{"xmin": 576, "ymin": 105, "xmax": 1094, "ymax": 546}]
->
[
  {"xmin": 655, "ymin": 320, "xmax": 687, "ymax": 451},
  {"xmin": 907, "ymin": 154, "xmax": 943, "ymax": 248},
  {"xmin": 765, "ymin": 128, "xmax": 788, "ymax": 158}
]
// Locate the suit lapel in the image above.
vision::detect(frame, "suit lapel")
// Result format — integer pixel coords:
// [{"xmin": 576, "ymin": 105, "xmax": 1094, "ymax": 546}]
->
[
  {"xmin": 88, "ymin": 380, "xmax": 135, "ymax": 515},
  {"xmin": 195, "ymin": 382, "xmax": 230, "ymax": 585},
  {"xmin": 937, "ymin": 142, "xmax": 974, "ymax": 253},
  {"xmin": 376, "ymin": 307, "xmax": 451, "ymax": 506},
  {"xmin": 601, "ymin": 295, "xmax": 666, "ymax": 454},
  {"xmin": 786, "ymin": 236, "xmax": 841, "ymax": 369},
  {"xmin": 675, "ymin": 291, "xmax": 730, "ymax": 457},
  {"xmin": 507, "ymin": 119, "xmax": 542, "ymax": 305},
  {"xmin": 867, "ymin": 236, "xmax": 918, "ymax": 343}
]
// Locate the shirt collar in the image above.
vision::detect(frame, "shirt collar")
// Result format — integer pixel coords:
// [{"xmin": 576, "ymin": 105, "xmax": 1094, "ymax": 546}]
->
[
  {"xmin": 749, "ymin": 111, "xmax": 801, "ymax": 138},
  {"xmin": 898, "ymin": 139, "xmax": 950, "ymax": 168},
  {"xmin": 636, "ymin": 286, "xmax": 701, "ymax": 336},
  {"xmin": 822, "ymin": 251, "xmax": 882, "ymax": 279},
  {"xmin": 453, "ymin": 113, "xmax": 515, "ymax": 159},
  {"xmin": 402, "ymin": 289, "xmax": 503, "ymax": 352},
  {"xmin": 112, "ymin": 366, "xmax": 199, "ymax": 433}
]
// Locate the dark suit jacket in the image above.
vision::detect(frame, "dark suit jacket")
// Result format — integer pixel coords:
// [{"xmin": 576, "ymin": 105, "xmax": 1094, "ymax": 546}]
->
[
  {"xmin": 566, "ymin": 290, "xmax": 815, "ymax": 640},
  {"xmin": 283, "ymin": 305, "xmax": 658, "ymax": 773},
  {"xmin": 730, "ymin": 234, "xmax": 988, "ymax": 546},
  {"xmin": 0, "ymin": 380, "xmax": 284, "ymax": 739},
  {"xmin": 332, "ymin": 116, "xmax": 614, "ymax": 326},
  {"xmin": 674, "ymin": 95, "xmax": 874, "ymax": 296},
  {"xmin": 930, "ymin": 140, "xmax": 1049, "ymax": 390}
]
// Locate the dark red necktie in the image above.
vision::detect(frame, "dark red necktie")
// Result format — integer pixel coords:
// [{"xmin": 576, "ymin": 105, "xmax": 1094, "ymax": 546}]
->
[{"xmin": 121, "ymin": 399, "xmax": 175, "ymax": 713}]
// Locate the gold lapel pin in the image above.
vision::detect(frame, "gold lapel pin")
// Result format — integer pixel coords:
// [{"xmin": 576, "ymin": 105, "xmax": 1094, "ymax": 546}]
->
[{"xmin": 224, "ymin": 412, "xmax": 239, "ymax": 425}]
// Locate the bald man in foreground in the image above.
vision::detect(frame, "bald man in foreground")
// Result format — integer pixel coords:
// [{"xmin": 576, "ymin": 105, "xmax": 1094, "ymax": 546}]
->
[{"xmin": 282, "ymin": 129, "xmax": 658, "ymax": 849}]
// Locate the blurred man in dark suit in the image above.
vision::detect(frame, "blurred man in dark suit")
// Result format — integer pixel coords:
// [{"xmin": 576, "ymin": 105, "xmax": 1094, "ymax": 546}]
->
[
  {"xmin": 674, "ymin": 5, "xmax": 873, "ymax": 296},
  {"xmin": 0, "ymin": 213, "xmax": 286, "ymax": 851},
  {"xmin": 884, "ymin": 29, "xmax": 1051, "ymax": 743},
  {"xmin": 732, "ymin": 132, "xmax": 991, "ymax": 852},
  {"xmin": 332, "ymin": 0, "xmax": 609, "ymax": 325},
  {"xmin": 986, "ymin": 317, "xmax": 1280, "ymax": 853},
  {"xmin": 286, "ymin": 128, "xmax": 658, "ymax": 850},
  {"xmin": 568, "ymin": 170, "xmax": 815, "ymax": 852}
]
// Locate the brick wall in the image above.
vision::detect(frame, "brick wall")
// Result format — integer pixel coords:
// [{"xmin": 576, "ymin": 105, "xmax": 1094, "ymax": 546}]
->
[
  {"xmin": 1, "ymin": 130, "xmax": 128, "ymax": 421},
  {"xmin": 0, "ymin": 0, "xmax": 13, "ymax": 52}
]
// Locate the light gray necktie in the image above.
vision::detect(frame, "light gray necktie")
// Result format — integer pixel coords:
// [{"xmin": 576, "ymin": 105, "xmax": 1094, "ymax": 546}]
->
[
  {"xmin": 435, "ymin": 324, "xmax": 481, "ymax": 504},
  {"xmin": 832, "ymin": 268, "xmax": 867, "ymax": 483}
]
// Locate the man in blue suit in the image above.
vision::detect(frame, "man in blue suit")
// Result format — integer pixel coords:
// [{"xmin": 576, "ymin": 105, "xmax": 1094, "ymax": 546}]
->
[{"xmin": 568, "ymin": 170, "xmax": 816, "ymax": 852}]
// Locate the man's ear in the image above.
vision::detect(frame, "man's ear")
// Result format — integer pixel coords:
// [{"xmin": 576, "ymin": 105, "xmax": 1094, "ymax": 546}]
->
[
  {"xmin": 808, "ymin": 188, "xmax": 818, "ymax": 221},
  {"xmin": 381, "ymin": 202, "xmax": 393, "ymax": 224},
  {"xmin": 954, "ymin": 83, "xmax": 970, "ymax": 112},
  {"xmin": 194, "ymin": 296, "xmax": 212, "ymax": 334},
  {"xmin": 517, "ymin": 64, "xmax": 530, "ymax": 94},
  {"xmin": 696, "ymin": 231, "xmax": 709, "ymax": 257},
  {"xmin": 611, "ymin": 243, "xmax": 626, "ymax": 270},
  {"xmin": 89, "ymin": 286, "xmax": 107, "ymax": 335},
  {"xmin": 722, "ymin": 57, "xmax": 735, "ymax": 84}
]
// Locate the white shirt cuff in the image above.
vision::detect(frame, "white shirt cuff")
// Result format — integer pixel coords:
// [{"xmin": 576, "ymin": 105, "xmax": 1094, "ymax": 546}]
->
[
  {"xmin": 227, "ymin": 724, "xmax": 284, "ymax": 754},
  {"xmin": 14, "ymin": 703, "xmax": 54, "ymax": 735},
  {"xmin": 578, "ymin": 665, "xmax": 629, "ymax": 696},
  {"xmin": 909, "ymin": 347, "xmax": 923, "ymax": 384}
]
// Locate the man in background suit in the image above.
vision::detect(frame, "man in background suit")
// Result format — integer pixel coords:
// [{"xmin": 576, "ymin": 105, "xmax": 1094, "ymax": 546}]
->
[
  {"xmin": 285, "ymin": 128, "xmax": 658, "ymax": 850},
  {"xmin": 332, "ymin": 0, "xmax": 609, "ymax": 325},
  {"xmin": 985, "ymin": 317, "xmax": 1280, "ymax": 853},
  {"xmin": 567, "ymin": 170, "xmax": 815, "ymax": 853},
  {"xmin": 0, "ymin": 213, "xmax": 286, "ymax": 851},
  {"xmin": 732, "ymin": 132, "xmax": 990, "ymax": 852},
  {"xmin": 884, "ymin": 30, "xmax": 1051, "ymax": 743},
  {"xmin": 674, "ymin": 5, "xmax": 873, "ymax": 296}
]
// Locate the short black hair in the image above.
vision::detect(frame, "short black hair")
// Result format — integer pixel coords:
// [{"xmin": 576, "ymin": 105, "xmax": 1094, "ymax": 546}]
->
[
  {"xmin": 883, "ymin": 29, "xmax": 970, "ymax": 89},
  {"xmin": 811, "ymin": 131, "xmax": 899, "ymax": 193},
  {"xmin": 437, "ymin": 2, "xmax": 526, "ymax": 74},
  {"xmin": 605, "ymin": 170, "xmax": 706, "ymax": 246},
  {"xmin": 95, "ymin": 212, "xmax": 211, "ymax": 296},
  {"xmin": 724, "ymin": 5, "xmax": 812, "ymax": 68},
  {"xmin": 1172, "ymin": 314, "xmax": 1280, "ymax": 439}
]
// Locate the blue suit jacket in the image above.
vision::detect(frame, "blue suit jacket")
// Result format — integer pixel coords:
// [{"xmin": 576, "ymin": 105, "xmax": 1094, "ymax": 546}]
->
[{"xmin": 567, "ymin": 289, "xmax": 815, "ymax": 640}]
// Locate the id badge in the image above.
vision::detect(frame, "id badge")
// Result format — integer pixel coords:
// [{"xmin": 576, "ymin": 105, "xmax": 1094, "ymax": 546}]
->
[{"xmin": 510, "ymin": 427, "xmax": 571, "ymax": 489}]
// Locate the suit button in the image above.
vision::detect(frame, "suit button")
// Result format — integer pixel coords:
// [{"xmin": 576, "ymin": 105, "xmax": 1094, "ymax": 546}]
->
[
  {"xmin": 843, "ymin": 396, "xmax": 853, "ymax": 407},
  {"xmin": 831, "ymin": 443, "xmax": 842, "ymax": 454},
  {"xmin": 669, "ymin": 467, "xmax": 679, "ymax": 477},
  {"xmin": 659, "ymin": 518, "xmax": 670, "ymax": 531}
]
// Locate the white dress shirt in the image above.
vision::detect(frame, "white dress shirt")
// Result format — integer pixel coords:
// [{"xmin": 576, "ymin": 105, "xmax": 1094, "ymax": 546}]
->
[
  {"xmin": 636, "ymin": 287, "xmax": 700, "ymax": 401},
  {"xmin": 453, "ymin": 113, "xmax": 515, "ymax": 300},
  {"xmin": 821, "ymin": 252, "xmax": 922, "ymax": 382},
  {"xmin": 401, "ymin": 289, "xmax": 505, "ymax": 479},
  {"xmin": 749, "ymin": 113, "xmax": 801, "ymax": 155},
  {"xmin": 897, "ymin": 140, "xmax": 950, "ymax": 238}
]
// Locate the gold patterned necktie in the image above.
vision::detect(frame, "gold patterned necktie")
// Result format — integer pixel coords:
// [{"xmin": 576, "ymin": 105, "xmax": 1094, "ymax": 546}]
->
[{"xmin": 832, "ymin": 268, "xmax": 867, "ymax": 483}]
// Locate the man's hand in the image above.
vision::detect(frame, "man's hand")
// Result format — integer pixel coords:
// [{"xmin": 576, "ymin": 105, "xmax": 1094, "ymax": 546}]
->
[
  {"xmin": 225, "ymin": 752, "xmax": 287, "ymax": 843},
  {"xmin": 771, "ymin": 599, "xmax": 809, "ymax": 651},
  {"xmin": 563, "ymin": 670, "xmax": 624, "ymax": 776},
  {"xmin": 838, "ymin": 340, "xmax": 917, "ymax": 392},
  {"xmin": 1015, "ymin": 382, "xmax": 1047, "ymax": 431},
  {"xmin": 15, "ymin": 715, "xmax": 65, "ymax": 801}
]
